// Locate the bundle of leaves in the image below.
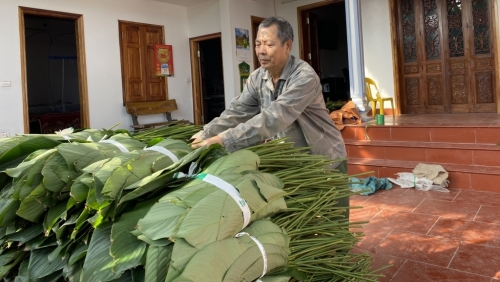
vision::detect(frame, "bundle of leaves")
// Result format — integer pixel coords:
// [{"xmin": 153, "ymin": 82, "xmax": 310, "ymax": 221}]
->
[
  {"xmin": 169, "ymin": 219, "xmax": 290, "ymax": 282},
  {"xmin": 0, "ymin": 131, "xmax": 202, "ymax": 281},
  {"xmin": 136, "ymin": 150, "xmax": 287, "ymax": 248},
  {"xmin": 0, "ymin": 125, "xmax": 384, "ymax": 282}
]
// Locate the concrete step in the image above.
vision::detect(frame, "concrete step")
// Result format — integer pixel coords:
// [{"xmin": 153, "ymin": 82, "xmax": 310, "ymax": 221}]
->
[
  {"xmin": 342, "ymin": 125, "xmax": 499, "ymax": 144},
  {"xmin": 345, "ymin": 140, "xmax": 500, "ymax": 167}
]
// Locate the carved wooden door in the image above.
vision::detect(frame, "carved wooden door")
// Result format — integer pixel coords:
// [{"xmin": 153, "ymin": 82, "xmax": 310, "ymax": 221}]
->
[{"xmin": 398, "ymin": 0, "xmax": 497, "ymax": 114}]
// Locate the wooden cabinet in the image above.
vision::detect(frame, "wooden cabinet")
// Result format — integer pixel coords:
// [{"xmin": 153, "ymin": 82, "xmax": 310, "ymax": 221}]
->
[{"xmin": 119, "ymin": 21, "xmax": 168, "ymax": 104}]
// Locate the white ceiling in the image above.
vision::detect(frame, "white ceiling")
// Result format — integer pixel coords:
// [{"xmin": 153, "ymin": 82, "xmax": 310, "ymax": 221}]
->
[
  {"xmin": 152, "ymin": 0, "xmax": 286, "ymax": 7},
  {"xmin": 152, "ymin": 0, "xmax": 212, "ymax": 7}
]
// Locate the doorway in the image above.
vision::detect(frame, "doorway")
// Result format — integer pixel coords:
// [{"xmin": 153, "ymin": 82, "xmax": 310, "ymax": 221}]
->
[
  {"xmin": 393, "ymin": 0, "xmax": 498, "ymax": 114},
  {"xmin": 19, "ymin": 7, "xmax": 89, "ymax": 134},
  {"xmin": 251, "ymin": 16, "xmax": 265, "ymax": 71},
  {"xmin": 189, "ymin": 33, "xmax": 225, "ymax": 125},
  {"xmin": 298, "ymin": 1, "xmax": 350, "ymax": 103}
]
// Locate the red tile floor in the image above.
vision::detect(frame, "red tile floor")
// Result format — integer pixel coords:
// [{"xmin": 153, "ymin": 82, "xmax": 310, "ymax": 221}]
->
[{"xmin": 350, "ymin": 185, "xmax": 500, "ymax": 281}]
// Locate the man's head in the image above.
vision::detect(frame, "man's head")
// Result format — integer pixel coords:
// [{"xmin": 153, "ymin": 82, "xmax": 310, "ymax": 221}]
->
[{"xmin": 256, "ymin": 16, "xmax": 293, "ymax": 78}]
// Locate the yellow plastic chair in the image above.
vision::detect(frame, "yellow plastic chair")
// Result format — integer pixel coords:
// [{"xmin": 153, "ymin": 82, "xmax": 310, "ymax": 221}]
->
[{"xmin": 365, "ymin": 78, "xmax": 395, "ymax": 118}]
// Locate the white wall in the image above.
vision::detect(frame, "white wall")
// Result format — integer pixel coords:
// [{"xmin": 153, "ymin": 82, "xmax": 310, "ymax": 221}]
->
[
  {"xmin": 220, "ymin": 0, "xmax": 275, "ymax": 105},
  {"xmin": 187, "ymin": 0, "xmax": 220, "ymax": 38},
  {"xmin": 277, "ymin": 0, "xmax": 321, "ymax": 59},
  {"xmin": 0, "ymin": 0, "xmax": 192, "ymax": 135},
  {"xmin": 360, "ymin": 0, "xmax": 395, "ymax": 101}
]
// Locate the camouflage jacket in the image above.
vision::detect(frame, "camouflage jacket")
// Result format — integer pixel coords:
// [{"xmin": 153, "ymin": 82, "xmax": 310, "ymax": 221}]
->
[{"xmin": 196, "ymin": 55, "xmax": 347, "ymax": 166}]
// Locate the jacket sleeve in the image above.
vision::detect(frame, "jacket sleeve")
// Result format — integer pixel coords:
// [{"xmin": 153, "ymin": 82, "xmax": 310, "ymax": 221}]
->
[
  {"xmin": 197, "ymin": 74, "xmax": 261, "ymax": 140},
  {"xmin": 219, "ymin": 68, "xmax": 321, "ymax": 152}
]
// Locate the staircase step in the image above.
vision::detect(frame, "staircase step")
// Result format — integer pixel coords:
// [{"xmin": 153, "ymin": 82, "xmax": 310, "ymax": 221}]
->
[
  {"xmin": 342, "ymin": 125, "xmax": 500, "ymax": 144},
  {"xmin": 348, "ymin": 158, "xmax": 500, "ymax": 193},
  {"xmin": 345, "ymin": 140, "xmax": 500, "ymax": 167}
]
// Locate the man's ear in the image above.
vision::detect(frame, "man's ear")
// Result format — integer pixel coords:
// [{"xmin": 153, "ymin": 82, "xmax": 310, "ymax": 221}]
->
[{"xmin": 285, "ymin": 40, "xmax": 292, "ymax": 54}]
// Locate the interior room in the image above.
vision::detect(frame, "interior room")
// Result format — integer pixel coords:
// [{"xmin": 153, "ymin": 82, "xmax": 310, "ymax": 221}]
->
[{"xmin": 24, "ymin": 15, "xmax": 81, "ymax": 134}]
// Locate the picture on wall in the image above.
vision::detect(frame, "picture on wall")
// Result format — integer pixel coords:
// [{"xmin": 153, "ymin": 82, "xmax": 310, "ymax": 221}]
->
[
  {"xmin": 235, "ymin": 28, "xmax": 251, "ymax": 61},
  {"xmin": 154, "ymin": 44, "xmax": 174, "ymax": 76}
]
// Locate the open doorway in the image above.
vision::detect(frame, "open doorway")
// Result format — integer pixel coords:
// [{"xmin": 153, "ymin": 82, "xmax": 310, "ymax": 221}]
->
[
  {"xmin": 19, "ymin": 7, "xmax": 89, "ymax": 134},
  {"xmin": 299, "ymin": 1, "xmax": 349, "ymax": 103},
  {"xmin": 189, "ymin": 33, "xmax": 225, "ymax": 125}
]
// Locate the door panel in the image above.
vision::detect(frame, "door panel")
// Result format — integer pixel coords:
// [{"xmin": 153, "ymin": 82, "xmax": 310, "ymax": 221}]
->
[
  {"xmin": 145, "ymin": 27, "xmax": 166, "ymax": 101},
  {"xmin": 119, "ymin": 22, "xmax": 167, "ymax": 103},
  {"xmin": 398, "ymin": 0, "xmax": 497, "ymax": 114}
]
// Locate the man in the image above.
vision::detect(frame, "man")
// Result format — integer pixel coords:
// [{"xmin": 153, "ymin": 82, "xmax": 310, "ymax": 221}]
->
[{"xmin": 191, "ymin": 16, "xmax": 347, "ymax": 173}]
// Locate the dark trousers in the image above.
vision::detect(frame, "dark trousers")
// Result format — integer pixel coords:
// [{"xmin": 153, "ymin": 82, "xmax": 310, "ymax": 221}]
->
[{"xmin": 335, "ymin": 160, "xmax": 349, "ymax": 220}]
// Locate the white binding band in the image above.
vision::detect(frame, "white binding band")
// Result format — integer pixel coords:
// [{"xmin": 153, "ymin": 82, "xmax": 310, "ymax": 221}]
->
[
  {"xmin": 99, "ymin": 140, "xmax": 129, "ymax": 153},
  {"xmin": 144, "ymin": 146, "xmax": 179, "ymax": 162},
  {"xmin": 194, "ymin": 173, "xmax": 251, "ymax": 229},
  {"xmin": 236, "ymin": 232, "xmax": 268, "ymax": 279}
]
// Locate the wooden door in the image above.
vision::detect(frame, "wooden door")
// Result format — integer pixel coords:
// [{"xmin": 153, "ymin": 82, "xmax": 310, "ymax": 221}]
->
[
  {"xmin": 251, "ymin": 16, "xmax": 265, "ymax": 71},
  {"xmin": 398, "ymin": 0, "xmax": 497, "ymax": 114},
  {"xmin": 119, "ymin": 21, "xmax": 167, "ymax": 104},
  {"xmin": 301, "ymin": 11, "xmax": 321, "ymax": 76}
]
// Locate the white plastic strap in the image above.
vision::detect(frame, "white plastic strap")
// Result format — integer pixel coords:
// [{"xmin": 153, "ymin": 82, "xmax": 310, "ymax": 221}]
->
[
  {"xmin": 173, "ymin": 163, "xmax": 198, "ymax": 179},
  {"xmin": 195, "ymin": 173, "xmax": 251, "ymax": 229},
  {"xmin": 236, "ymin": 232, "xmax": 268, "ymax": 279},
  {"xmin": 99, "ymin": 140, "xmax": 129, "ymax": 153},
  {"xmin": 144, "ymin": 146, "xmax": 179, "ymax": 162}
]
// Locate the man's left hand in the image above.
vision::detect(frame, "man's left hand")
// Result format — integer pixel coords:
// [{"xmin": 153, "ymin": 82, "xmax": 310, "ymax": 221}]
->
[{"xmin": 191, "ymin": 136, "xmax": 224, "ymax": 149}]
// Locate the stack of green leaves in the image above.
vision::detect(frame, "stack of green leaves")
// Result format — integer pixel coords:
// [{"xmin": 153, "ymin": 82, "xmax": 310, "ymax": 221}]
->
[
  {"xmin": 0, "ymin": 123, "xmax": 383, "ymax": 282},
  {"xmin": 169, "ymin": 218, "xmax": 290, "ymax": 282},
  {"xmin": 0, "ymin": 130, "xmax": 204, "ymax": 281},
  {"xmin": 136, "ymin": 150, "xmax": 287, "ymax": 247}
]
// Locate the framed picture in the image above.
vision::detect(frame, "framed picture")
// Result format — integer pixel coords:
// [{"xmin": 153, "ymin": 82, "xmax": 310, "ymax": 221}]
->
[{"xmin": 154, "ymin": 44, "xmax": 174, "ymax": 76}]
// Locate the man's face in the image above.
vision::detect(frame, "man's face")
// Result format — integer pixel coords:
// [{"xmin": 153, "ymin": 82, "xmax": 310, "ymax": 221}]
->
[{"xmin": 255, "ymin": 24, "xmax": 291, "ymax": 75}]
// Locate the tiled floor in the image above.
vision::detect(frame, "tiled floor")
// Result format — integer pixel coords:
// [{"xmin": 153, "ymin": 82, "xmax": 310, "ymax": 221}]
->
[{"xmin": 350, "ymin": 185, "xmax": 500, "ymax": 281}]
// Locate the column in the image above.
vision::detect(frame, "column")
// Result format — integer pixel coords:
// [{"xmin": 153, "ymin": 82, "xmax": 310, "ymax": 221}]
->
[{"xmin": 345, "ymin": 0, "xmax": 369, "ymax": 119}]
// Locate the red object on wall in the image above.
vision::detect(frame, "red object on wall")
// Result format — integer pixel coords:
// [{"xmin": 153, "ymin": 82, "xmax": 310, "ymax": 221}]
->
[{"xmin": 154, "ymin": 44, "xmax": 174, "ymax": 76}]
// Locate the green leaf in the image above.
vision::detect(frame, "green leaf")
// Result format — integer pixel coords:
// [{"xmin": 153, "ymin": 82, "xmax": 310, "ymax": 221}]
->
[
  {"xmin": 63, "ymin": 262, "xmax": 83, "ymax": 282},
  {"xmin": 24, "ymin": 234, "xmax": 50, "ymax": 251},
  {"xmin": 4, "ymin": 149, "xmax": 54, "ymax": 178},
  {"xmin": 0, "ymin": 136, "xmax": 60, "ymax": 171},
  {"xmin": 12, "ymin": 149, "xmax": 56, "ymax": 201},
  {"xmin": 68, "ymin": 243, "xmax": 88, "ymax": 266},
  {"xmin": 70, "ymin": 174, "xmax": 91, "ymax": 203},
  {"xmin": 110, "ymin": 204, "xmax": 151, "ymax": 275},
  {"xmin": 15, "ymin": 259, "xmax": 30, "ymax": 282},
  {"xmin": 71, "ymin": 208, "xmax": 89, "ymax": 240},
  {"xmin": 58, "ymin": 143, "xmax": 125, "ymax": 172},
  {"xmin": 47, "ymin": 239, "xmax": 72, "ymax": 262},
  {"xmin": 0, "ymin": 197, "xmax": 20, "ymax": 227},
  {"xmin": 144, "ymin": 245, "xmax": 172, "ymax": 282},
  {"xmin": 165, "ymin": 238, "xmax": 198, "ymax": 282},
  {"xmin": 176, "ymin": 219, "xmax": 289, "ymax": 282},
  {"xmin": 102, "ymin": 152, "xmax": 169, "ymax": 200},
  {"xmin": 41, "ymin": 152, "xmax": 69, "ymax": 192},
  {"xmin": 81, "ymin": 223, "xmax": 120, "ymax": 282},
  {"xmin": 118, "ymin": 146, "xmax": 209, "ymax": 204},
  {"xmin": 4, "ymin": 224, "xmax": 43, "ymax": 244},
  {"xmin": 43, "ymin": 202, "xmax": 68, "ymax": 235},
  {"xmin": 28, "ymin": 247, "xmax": 67, "ymax": 279},
  {"xmin": 0, "ymin": 249, "xmax": 24, "ymax": 267},
  {"xmin": 17, "ymin": 183, "xmax": 53, "ymax": 222},
  {"xmin": 0, "ymin": 250, "xmax": 26, "ymax": 279}
]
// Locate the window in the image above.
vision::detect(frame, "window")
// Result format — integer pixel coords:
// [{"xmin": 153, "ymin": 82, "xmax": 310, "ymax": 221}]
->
[{"xmin": 119, "ymin": 21, "xmax": 168, "ymax": 104}]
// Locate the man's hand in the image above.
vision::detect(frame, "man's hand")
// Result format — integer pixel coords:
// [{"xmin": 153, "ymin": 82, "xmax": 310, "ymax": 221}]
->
[{"xmin": 191, "ymin": 136, "xmax": 224, "ymax": 149}]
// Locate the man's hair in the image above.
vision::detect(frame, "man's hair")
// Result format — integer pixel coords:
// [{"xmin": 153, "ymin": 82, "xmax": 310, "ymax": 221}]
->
[{"xmin": 259, "ymin": 16, "xmax": 294, "ymax": 44}]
